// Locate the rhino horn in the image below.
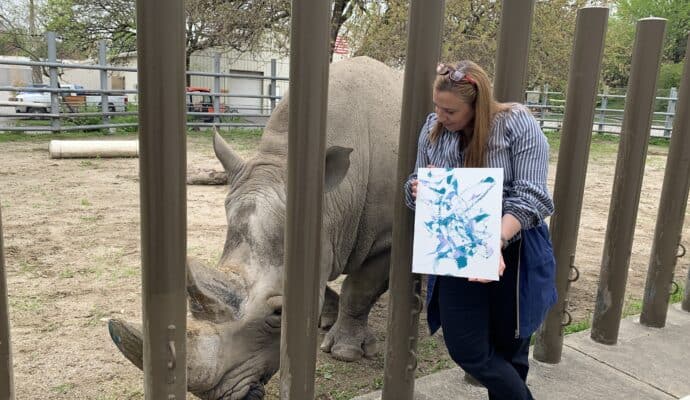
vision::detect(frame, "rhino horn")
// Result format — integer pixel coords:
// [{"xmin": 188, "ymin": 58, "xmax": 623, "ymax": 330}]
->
[
  {"xmin": 108, "ymin": 319, "xmax": 143, "ymax": 370},
  {"xmin": 213, "ymin": 127, "xmax": 245, "ymax": 179},
  {"xmin": 186, "ymin": 257, "xmax": 239, "ymax": 322}
]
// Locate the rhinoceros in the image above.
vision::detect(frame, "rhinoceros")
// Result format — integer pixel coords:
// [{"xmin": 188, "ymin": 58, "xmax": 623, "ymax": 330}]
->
[{"xmin": 108, "ymin": 56, "xmax": 403, "ymax": 400}]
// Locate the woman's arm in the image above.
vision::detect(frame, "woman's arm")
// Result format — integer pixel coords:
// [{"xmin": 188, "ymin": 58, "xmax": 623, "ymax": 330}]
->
[
  {"xmin": 403, "ymin": 114, "xmax": 435, "ymax": 210},
  {"xmin": 502, "ymin": 107, "xmax": 554, "ymax": 234}
]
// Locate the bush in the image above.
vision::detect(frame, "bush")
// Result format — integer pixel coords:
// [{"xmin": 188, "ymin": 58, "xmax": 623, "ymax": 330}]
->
[{"xmin": 658, "ymin": 63, "xmax": 683, "ymax": 90}]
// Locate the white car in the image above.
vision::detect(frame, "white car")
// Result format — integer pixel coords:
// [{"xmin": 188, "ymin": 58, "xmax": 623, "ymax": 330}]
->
[{"xmin": 10, "ymin": 84, "xmax": 127, "ymax": 113}]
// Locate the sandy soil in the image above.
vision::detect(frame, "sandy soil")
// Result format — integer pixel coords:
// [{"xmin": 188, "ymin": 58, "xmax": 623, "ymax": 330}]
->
[{"xmin": 0, "ymin": 133, "xmax": 687, "ymax": 399}]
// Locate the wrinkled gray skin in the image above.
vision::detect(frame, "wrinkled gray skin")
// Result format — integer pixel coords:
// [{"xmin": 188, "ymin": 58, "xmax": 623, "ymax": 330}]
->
[{"xmin": 108, "ymin": 57, "xmax": 402, "ymax": 400}]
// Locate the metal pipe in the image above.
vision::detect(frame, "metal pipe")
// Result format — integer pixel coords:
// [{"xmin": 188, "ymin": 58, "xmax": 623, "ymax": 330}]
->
[
  {"xmin": 493, "ymin": 0, "xmax": 536, "ymax": 103},
  {"xmin": 46, "ymin": 32, "xmax": 60, "ymax": 132},
  {"xmin": 590, "ymin": 17, "xmax": 666, "ymax": 345},
  {"xmin": 641, "ymin": 35, "xmax": 690, "ymax": 325},
  {"xmin": 681, "ymin": 266, "xmax": 690, "ymax": 312},
  {"xmin": 0, "ymin": 203, "xmax": 15, "ymax": 400},
  {"xmin": 136, "ymin": 0, "xmax": 188, "ymax": 396},
  {"xmin": 99, "ymin": 41, "xmax": 109, "ymax": 131},
  {"xmin": 532, "ymin": 7, "xmax": 609, "ymax": 364},
  {"xmin": 213, "ymin": 54, "xmax": 221, "ymax": 125},
  {"xmin": 278, "ymin": 0, "xmax": 331, "ymax": 398},
  {"xmin": 270, "ymin": 59, "xmax": 277, "ymax": 111},
  {"xmin": 381, "ymin": 1, "xmax": 444, "ymax": 399}
]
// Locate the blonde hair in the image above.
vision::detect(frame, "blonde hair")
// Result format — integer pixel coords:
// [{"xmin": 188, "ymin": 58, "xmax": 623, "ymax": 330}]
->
[{"xmin": 430, "ymin": 60, "xmax": 511, "ymax": 168}]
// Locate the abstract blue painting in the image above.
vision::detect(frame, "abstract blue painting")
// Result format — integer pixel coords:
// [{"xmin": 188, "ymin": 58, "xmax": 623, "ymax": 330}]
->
[{"xmin": 412, "ymin": 168, "xmax": 503, "ymax": 280}]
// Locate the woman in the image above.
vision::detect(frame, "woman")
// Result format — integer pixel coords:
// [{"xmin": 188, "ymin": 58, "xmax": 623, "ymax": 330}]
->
[{"xmin": 404, "ymin": 60, "xmax": 556, "ymax": 399}]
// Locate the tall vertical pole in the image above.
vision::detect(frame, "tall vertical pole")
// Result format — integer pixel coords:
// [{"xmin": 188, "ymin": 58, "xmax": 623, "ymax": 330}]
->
[
  {"xmin": 684, "ymin": 264, "xmax": 690, "ymax": 312},
  {"xmin": 640, "ymin": 36, "xmax": 690, "ymax": 327},
  {"xmin": 591, "ymin": 18, "xmax": 666, "ymax": 345},
  {"xmin": 270, "ymin": 59, "xmax": 277, "ymax": 112},
  {"xmin": 493, "ymin": 0, "xmax": 536, "ymax": 103},
  {"xmin": 0, "ymin": 203, "xmax": 15, "ymax": 400},
  {"xmin": 213, "ymin": 54, "xmax": 221, "ymax": 125},
  {"xmin": 136, "ymin": 0, "xmax": 187, "ymax": 396},
  {"xmin": 47, "ymin": 32, "xmax": 61, "ymax": 132},
  {"xmin": 382, "ymin": 1, "xmax": 444, "ymax": 400},
  {"xmin": 533, "ymin": 7, "xmax": 609, "ymax": 364},
  {"xmin": 99, "ymin": 41, "xmax": 110, "ymax": 133},
  {"xmin": 279, "ymin": 0, "xmax": 330, "ymax": 399}
]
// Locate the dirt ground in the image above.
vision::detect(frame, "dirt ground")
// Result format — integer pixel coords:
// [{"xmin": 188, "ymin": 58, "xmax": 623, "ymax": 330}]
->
[{"xmin": 0, "ymin": 132, "xmax": 688, "ymax": 399}]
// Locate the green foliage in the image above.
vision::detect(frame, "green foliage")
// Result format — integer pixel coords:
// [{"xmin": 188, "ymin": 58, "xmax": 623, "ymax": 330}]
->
[
  {"xmin": 658, "ymin": 63, "xmax": 683, "ymax": 90},
  {"xmin": 601, "ymin": 16, "xmax": 636, "ymax": 88},
  {"xmin": 350, "ymin": 0, "xmax": 587, "ymax": 90},
  {"xmin": 617, "ymin": 0, "xmax": 689, "ymax": 64}
]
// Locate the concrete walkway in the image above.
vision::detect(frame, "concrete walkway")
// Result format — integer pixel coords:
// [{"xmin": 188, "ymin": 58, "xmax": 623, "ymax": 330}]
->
[{"xmin": 355, "ymin": 304, "xmax": 690, "ymax": 400}]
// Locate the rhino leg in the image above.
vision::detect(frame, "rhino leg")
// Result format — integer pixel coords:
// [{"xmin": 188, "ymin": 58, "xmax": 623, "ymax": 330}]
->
[
  {"xmin": 320, "ymin": 250, "xmax": 389, "ymax": 361},
  {"xmin": 319, "ymin": 285, "xmax": 339, "ymax": 330}
]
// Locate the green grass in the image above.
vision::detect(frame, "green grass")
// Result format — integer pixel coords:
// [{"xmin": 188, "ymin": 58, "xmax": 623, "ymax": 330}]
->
[
  {"xmin": 560, "ymin": 282, "xmax": 686, "ymax": 336},
  {"xmin": 50, "ymin": 383, "xmax": 75, "ymax": 395}
]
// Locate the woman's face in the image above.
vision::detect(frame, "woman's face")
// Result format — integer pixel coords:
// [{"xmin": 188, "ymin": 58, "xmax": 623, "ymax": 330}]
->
[{"xmin": 433, "ymin": 89, "xmax": 475, "ymax": 133}]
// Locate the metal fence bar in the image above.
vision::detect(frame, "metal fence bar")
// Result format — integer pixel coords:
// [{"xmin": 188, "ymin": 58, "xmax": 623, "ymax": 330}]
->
[
  {"xmin": 279, "ymin": 0, "xmax": 331, "ymax": 398},
  {"xmin": 99, "ymin": 41, "xmax": 110, "ymax": 133},
  {"xmin": 136, "ymin": 0, "xmax": 188, "ymax": 396},
  {"xmin": 0, "ymin": 87, "xmax": 138, "ymax": 95},
  {"xmin": 664, "ymin": 87, "xmax": 677, "ymax": 137},
  {"xmin": 382, "ymin": 1, "xmax": 444, "ymax": 399},
  {"xmin": 494, "ymin": 0, "xmax": 536, "ymax": 102},
  {"xmin": 685, "ymin": 268, "xmax": 690, "ymax": 312},
  {"xmin": 533, "ymin": 6, "xmax": 609, "ymax": 364},
  {"xmin": 591, "ymin": 17, "xmax": 666, "ymax": 345},
  {"xmin": 186, "ymin": 71, "xmax": 289, "ymax": 80},
  {"xmin": 640, "ymin": 36, "xmax": 690, "ymax": 326},
  {"xmin": 0, "ymin": 58, "xmax": 138, "ymax": 72},
  {"xmin": 598, "ymin": 87, "xmax": 608, "ymax": 132},
  {"xmin": 213, "ymin": 54, "xmax": 221, "ymax": 124},
  {"xmin": 269, "ymin": 59, "xmax": 277, "ymax": 111},
  {"xmin": 0, "ymin": 201, "xmax": 15, "ymax": 400},
  {"xmin": 46, "ymin": 32, "xmax": 60, "ymax": 132}
]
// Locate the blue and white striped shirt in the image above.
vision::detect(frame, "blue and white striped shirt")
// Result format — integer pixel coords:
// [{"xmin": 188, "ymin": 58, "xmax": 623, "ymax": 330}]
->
[{"xmin": 404, "ymin": 104, "xmax": 554, "ymax": 231}]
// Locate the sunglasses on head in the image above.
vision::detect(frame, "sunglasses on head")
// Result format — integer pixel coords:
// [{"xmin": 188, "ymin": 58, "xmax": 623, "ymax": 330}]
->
[{"xmin": 436, "ymin": 63, "xmax": 476, "ymax": 86}]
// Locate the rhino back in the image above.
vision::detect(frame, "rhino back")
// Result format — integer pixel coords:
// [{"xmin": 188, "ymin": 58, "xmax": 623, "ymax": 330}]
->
[{"xmin": 258, "ymin": 57, "xmax": 403, "ymax": 277}]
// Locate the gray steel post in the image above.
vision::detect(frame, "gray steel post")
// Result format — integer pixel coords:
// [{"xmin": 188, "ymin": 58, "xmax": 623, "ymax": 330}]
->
[
  {"xmin": 684, "ymin": 270, "xmax": 690, "ymax": 312},
  {"xmin": 664, "ymin": 87, "xmax": 677, "ymax": 137},
  {"xmin": 591, "ymin": 18, "xmax": 666, "ymax": 345},
  {"xmin": 598, "ymin": 87, "xmax": 609, "ymax": 133},
  {"xmin": 0, "ymin": 203, "xmax": 15, "ymax": 400},
  {"xmin": 278, "ymin": 0, "xmax": 330, "ymax": 398},
  {"xmin": 539, "ymin": 85, "xmax": 546, "ymax": 127},
  {"xmin": 47, "ymin": 32, "xmax": 60, "ymax": 132},
  {"xmin": 99, "ymin": 41, "xmax": 110, "ymax": 133},
  {"xmin": 136, "ymin": 0, "xmax": 187, "ymax": 396},
  {"xmin": 381, "ymin": 1, "xmax": 444, "ymax": 399},
  {"xmin": 270, "ymin": 59, "xmax": 277, "ymax": 112},
  {"xmin": 640, "ymin": 37, "xmax": 690, "ymax": 326},
  {"xmin": 493, "ymin": 0, "xmax": 536, "ymax": 103},
  {"xmin": 213, "ymin": 54, "xmax": 221, "ymax": 124},
  {"xmin": 532, "ymin": 7, "xmax": 609, "ymax": 364}
]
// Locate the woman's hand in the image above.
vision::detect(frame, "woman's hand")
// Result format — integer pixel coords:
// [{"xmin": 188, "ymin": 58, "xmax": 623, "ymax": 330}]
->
[
  {"xmin": 411, "ymin": 164, "xmax": 436, "ymax": 199},
  {"xmin": 468, "ymin": 252, "xmax": 505, "ymax": 283}
]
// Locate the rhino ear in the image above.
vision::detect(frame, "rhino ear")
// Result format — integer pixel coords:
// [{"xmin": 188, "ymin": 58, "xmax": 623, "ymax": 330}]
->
[
  {"xmin": 324, "ymin": 146, "xmax": 353, "ymax": 193},
  {"xmin": 186, "ymin": 258, "xmax": 238, "ymax": 322},
  {"xmin": 213, "ymin": 127, "xmax": 245, "ymax": 179}
]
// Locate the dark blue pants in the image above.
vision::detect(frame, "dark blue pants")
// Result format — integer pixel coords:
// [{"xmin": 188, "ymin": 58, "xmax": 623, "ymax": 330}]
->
[{"xmin": 433, "ymin": 241, "xmax": 534, "ymax": 400}]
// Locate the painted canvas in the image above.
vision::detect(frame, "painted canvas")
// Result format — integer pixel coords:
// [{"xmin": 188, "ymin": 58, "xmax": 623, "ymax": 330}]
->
[{"xmin": 412, "ymin": 168, "xmax": 503, "ymax": 280}]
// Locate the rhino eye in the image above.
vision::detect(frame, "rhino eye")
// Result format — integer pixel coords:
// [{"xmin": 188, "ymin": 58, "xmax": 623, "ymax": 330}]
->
[{"xmin": 265, "ymin": 296, "xmax": 283, "ymax": 331}]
